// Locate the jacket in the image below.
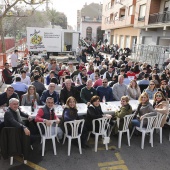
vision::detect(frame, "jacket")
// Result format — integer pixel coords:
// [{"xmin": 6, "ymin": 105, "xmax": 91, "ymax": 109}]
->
[
  {"xmin": 113, "ymin": 104, "xmax": 132, "ymax": 133},
  {"xmin": 0, "ymin": 92, "xmax": 19, "ymax": 106},
  {"xmin": 154, "ymin": 100, "xmax": 169, "ymax": 127},
  {"xmin": 2, "ymin": 68, "xmax": 13, "ymax": 84},
  {"xmin": 0, "ymin": 127, "xmax": 30, "ymax": 160},
  {"xmin": 40, "ymin": 90, "xmax": 59, "ymax": 105},
  {"xmin": 60, "ymin": 86, "xmax": 80, "ymax": 105},
  {"xmin": 127, "ymin": 86, "xmax": 141, "ymax": 100},
  {"xmin": 4, "ymin": 108, "xmax": 29, "ymax": 129},
  {"xmin": 84, "ymin": 105, "xmax": 103, "ymax": 131}
]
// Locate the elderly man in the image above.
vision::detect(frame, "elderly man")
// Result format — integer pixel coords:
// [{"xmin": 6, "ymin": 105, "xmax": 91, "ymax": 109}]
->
[
  {"xmin": 4, "ymin": 98, "xmax": 32, "ymax": 136},
  {"xmin": 40, "ymin": 83, "xmax": 59, "ymax": 105},
  {"xmin": 60, "ymin": 79, "xmax": 80, "ymax": 105},
  {"xmin": 0, "ymin": 86, "xmax": 19, "ymax": 107},
  {"xmin": 96, "ymin": 78, "xmax": 114, "ymax": 102},
  {"xmin": 35, "ymin": 97, "xmax": 63, "ymax": 139},
  {"xmin": 112, "ymin": 75, "xmax": 128, "ymax": 101},
  {"xmin": 80, "ymin": 79, "xmax": 97, "ymax": 105}
]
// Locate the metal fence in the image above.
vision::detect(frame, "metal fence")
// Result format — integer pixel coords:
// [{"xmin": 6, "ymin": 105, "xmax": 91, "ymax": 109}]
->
[{"xmin": 131, "ymin": 44, "xmax": 170, "ymax": 69}]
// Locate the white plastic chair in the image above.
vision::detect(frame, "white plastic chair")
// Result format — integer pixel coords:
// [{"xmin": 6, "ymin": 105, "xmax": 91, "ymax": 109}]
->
[
  {"xmin": 10, "ymin": 157, "xmax": 27, "ymax": 165},
  {"xmin": 117, "ymin": 113, "xmax": 135, "ymax": 148},
  {"xmin": 62, "ymin": 119, "xmax": 85, "ymax": 156},
  {"xmin": 87, "ymin": 117, "xmax": 111, "ymax": 152},
  {"xmin": 37, "ymin": 120, "xmax": 59, "ymax": 156},
  {"xmin": 153, "ymin": 112, "xmax": 166, "ymax": 144},
  {"xmin": 131, "ymin": 116, "xmax": 157, "ymax": 149}
]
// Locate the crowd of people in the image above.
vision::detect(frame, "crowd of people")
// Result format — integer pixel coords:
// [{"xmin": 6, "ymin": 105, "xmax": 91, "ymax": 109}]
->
[{"xmin": 0, "ymin": 44, "xmax": 170, "ymax": 157}]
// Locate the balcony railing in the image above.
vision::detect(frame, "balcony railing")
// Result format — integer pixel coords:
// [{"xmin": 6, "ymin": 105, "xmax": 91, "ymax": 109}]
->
[{"xmin": 149, "ymin": 11, "xmax": 170, "ymax": 24}]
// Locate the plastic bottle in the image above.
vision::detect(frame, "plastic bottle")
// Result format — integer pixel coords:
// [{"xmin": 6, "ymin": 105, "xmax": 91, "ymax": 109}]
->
[
  {"xmin": 34, "ymin": 100, "xmax": 37, "ymax": 110},
  {"xmin": 102, "ymin": 96, "xmax": 106, "ymax": 103}
]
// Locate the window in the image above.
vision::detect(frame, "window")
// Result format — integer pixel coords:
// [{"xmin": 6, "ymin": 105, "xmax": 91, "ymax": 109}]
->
[
  {"xmin": 86, "ymin": 27, "xmax": 92, "ymax": 40},
  {"xmin": 139, "ymin": 4, "xmax": 146, "ymax": 20},
  {"xmin": 129, "ymin": 5, "xmax": 133, "ymax": 16}
]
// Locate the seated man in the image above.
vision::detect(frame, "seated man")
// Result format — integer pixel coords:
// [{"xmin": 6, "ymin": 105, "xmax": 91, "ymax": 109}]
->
[
  {"xmin": 4, "ymin": 98, "xmax": 32, "ymax": 136},
  {"xmin": 35, "ymin": 97, "xmax": 63, "ymax": 139},
  {"xmin": 96, "ymin": 78, "xmax": 114, "ymax": 102},
  {"xmin": 20, "ymin": 70, "xmax": 31, "ymax": 85},
  {"xmin": 112, "ymin": 75, "xmax": 128, "ymax": 101},
  {"xmin": 11, "ymin": 77, "xmax": 28, "ymax": 93},
  {"xmin": 2, "ymin": 62, "xmax": 14, "ymax": 84},
  {"xmin": 60, "ymin": 79, "xmax": 80, "ymax": 106},
  {"xmin": 40, "ymin": 83, "xmax": 59, "ymax": 105},
  {"xmin": 31, "ymin": 75, "xmax": 46, "ymax": 97},
  {"xmin": 80, "ymin": 79, "xmax": 97, "ymax": 105},
  {"xmin": 0, "ymin": 86, "xmax": 19, "ymax": 107}
]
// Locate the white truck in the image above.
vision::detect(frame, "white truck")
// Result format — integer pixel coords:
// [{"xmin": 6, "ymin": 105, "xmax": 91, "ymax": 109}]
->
[{"xmin": 26, "ymin": 27, "xmax": 80, "ymax": 56}]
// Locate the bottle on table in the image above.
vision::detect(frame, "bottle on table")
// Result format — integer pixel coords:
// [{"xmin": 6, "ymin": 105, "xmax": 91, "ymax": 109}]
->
[{"xmin": 31, "ymin": 99, "xmax": 34, "ymax": 112}]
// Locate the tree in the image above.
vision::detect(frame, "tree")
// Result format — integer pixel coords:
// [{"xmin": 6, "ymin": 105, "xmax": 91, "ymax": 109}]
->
[
  {"xmin": 47, "ymin": 9, "xmax": 67, "ymax": 29},
  {"xmin": 0, "ymin": 0, "xmax": 46, "ymax": 53}
]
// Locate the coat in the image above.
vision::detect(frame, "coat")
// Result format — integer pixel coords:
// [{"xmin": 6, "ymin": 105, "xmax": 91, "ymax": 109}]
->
[
  {"xmin": 0, "ymin": 127, "xmax": 30, "ymax": 160},
  {"xmin": 84, "ymin": 105, "xmax": 103, "ymax": 132},
  {"xmin": 154, "ymin": 100, "xmax": 169, "ymax": 127},
  {"xmin": 127, "ymin": 86, "xmax": 141, "ymax": 100},
  {"xmin": 113, "ymin": 104, "xmax": 132, "ymax": 133}
]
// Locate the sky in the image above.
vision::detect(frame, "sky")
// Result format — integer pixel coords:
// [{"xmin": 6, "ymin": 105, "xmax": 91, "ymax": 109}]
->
[{"xmin": 46, "ymin": 0, "xmax": 103, "ymax": 28}]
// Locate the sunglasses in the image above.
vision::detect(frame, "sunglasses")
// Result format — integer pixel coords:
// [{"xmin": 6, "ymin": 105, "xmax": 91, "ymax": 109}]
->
[
  {"xmin": 150, "ymin": 84, "xmax": 155, "ymax": 85},
  {"xmin": 162, "ymin": 84, "xmax": 166, "ymax": 85},
  {"xmin": 52, "ymin": 62, "xmax": 56, "ymax": 64},
  {"xmin": 156, "ymin": 95, "xmax": 162, "ymax": 97},
  {"xmin": 102, "ymin": 82, "xmax": 107, "ymax": 83}
]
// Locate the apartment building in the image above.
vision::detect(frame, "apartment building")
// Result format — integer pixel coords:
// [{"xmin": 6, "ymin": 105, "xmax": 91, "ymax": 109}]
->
[
  {"xmin": 77, "ymin": 3, "xmax": 104, "ymax": 43},
  {"xmin": 102, "ymin": 0, "xmax": 140, "ymax": 48},
  {"xmin": 134, "ymin": 0, "xmax": 170, "ymax": 46}
]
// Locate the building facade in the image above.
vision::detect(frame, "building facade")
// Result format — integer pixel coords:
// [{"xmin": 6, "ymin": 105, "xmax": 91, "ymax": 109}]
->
[
  {"xmin": 77, "ymin": 3, "xmax": 104, "ymax": 43},
  {"xmin": 102, "ymin": 0, "xmax": 140, "ymax": 48},
  {"xmin": 134, "ymin": 0, "xmax": 170, "ymax": 46}
]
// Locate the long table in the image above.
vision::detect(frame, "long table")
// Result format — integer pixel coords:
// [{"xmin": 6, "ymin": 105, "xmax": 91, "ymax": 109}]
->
[{"xmin": 0, "ymin": 100, "xmax": 149, "ymax": 121}]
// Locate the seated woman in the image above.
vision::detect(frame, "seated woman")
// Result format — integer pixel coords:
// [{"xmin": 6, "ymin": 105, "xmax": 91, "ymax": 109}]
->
[
  {"xmin": 84, "ymin": 95, "xmax": 112, "ymax": 133},
  {"xmin": 127, "ymin": 79, "xmax": 141, "ymax": 100},
  {"xmin": 61, "ymin": 96, "xmax": 79, "ymax": 124},
  {"xmin": 112, "ymin": 96, "xmax": 132, "ymax": 134},
  {"xmin": 21, "ymin": 85, "xmax": 40, "ymax": 106},
  {"xmin": 159, "ymin": 80, "xmax": 170, "ymax": 101},
  {"xmin": 153, "ymin": 91, "xmax": 169, "ymax": 127},
  {"xmin": 131, "ymin": 92, "xmax": 156, "ymax": 127},
  {"xmin": 145, "ymin": 80, "xmax": 157, "ymax": 99}
]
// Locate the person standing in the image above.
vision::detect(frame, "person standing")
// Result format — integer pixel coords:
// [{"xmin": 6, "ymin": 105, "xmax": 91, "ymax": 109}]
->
[{"xmin": 11, "ymin": 50, "xmax": 18, "ymax": 74}]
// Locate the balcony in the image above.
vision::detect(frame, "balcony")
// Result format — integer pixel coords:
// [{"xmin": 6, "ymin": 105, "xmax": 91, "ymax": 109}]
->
[{"xmin": 148, "ymin": 11, "xmax": 170, "ymax": 24}]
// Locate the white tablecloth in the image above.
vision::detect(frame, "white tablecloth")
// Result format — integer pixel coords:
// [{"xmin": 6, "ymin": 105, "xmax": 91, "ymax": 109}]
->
[{"xmin": 0, "ymin": 100, "xmax": 154, "ymax": 120}]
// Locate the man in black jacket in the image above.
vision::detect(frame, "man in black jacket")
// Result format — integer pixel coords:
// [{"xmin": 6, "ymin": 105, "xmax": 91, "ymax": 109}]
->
[
  {"xmin": 4, "ymin": 98, "xmax": 32, "ymax": 136},
  {"xmin": 0, "ymin": 86, "xmax": 19, "ymax": 107},
  {"xmin": 2, "ymin": 63, "xmax": 14, "ymax": 84},
  {"xmin": 60, "ymin": 79, "xmax": 80, "ymax": 106}
]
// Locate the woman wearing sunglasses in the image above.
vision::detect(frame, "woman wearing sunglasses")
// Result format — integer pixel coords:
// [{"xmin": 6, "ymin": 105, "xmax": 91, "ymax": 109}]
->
[
  {"xmin": 159, "ymin": 80, "xmax": 170, "ymax": 101},
  {"xmin": 131, "ymin": 92, "xmax": 156, "ymax": 127},
  {"xmin": 145, "ymin": 80, "xmax": 157, "ymax": 99},
  {"xmin": 153, "ymin": 91, "xmax": 169, "ymax": 127}
]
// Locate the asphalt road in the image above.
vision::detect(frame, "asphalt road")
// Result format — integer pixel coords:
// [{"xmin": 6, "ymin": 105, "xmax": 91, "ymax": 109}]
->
[{"xmin": 0, "ymin": 124, "xmax": 170, "ymax": 170}]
